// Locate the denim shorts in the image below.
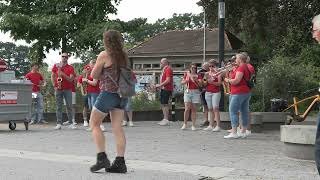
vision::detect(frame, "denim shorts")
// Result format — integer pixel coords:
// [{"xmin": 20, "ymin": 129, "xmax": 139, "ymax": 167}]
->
[
  {"xmin": 82, "ymin": 95, "xmax": 89, "ymax": 108},
  {"xmin": 205, "ymin": 92, "xmax": 221, "ymax": 109},
  {"xmin": 94, "ymin": 91, "xmax": 125, "ymax": 114},
  {"xmin": 184, "ymin": 89, "xmax": 201, "ymax": 104},
  {"xmin": 122, "ymin": 97, "xmax": 133, "ymax": 112}
]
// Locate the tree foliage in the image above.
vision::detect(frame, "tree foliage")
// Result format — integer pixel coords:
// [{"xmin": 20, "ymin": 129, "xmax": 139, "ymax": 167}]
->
[
  {"xmin": 0, "ymin": 0, "xmax": 122, "ymax": 64},
  {"xmin": 0, "ymin": 41, "xmax": 30, "ymax": 77}
]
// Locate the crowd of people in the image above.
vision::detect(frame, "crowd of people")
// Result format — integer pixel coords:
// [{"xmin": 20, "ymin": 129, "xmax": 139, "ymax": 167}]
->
[{"xmin": 23, "ymin": 12, "xmax": 320, "ymax": 174}]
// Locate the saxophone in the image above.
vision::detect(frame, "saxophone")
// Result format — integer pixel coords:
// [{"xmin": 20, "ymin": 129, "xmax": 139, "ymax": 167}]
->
[
  {"xmin": 81, "ymin": 66, "xmax": 90, "ymax": 96},
  {"xmin": 81, "ymin": 71, "xmax": 89, "ymax": 96},
  {"xmin": 56, "ymin": 63, "xmax": 63, "ymax": 90}
]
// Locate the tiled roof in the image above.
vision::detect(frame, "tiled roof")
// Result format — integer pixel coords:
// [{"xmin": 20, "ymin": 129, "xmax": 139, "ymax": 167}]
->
[{"xmin": 128, "ymin": 28, "xmax": 243, "ymax": 55}]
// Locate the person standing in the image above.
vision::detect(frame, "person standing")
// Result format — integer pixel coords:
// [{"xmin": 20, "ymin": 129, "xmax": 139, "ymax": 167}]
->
[
  {"xmin": 25, "ymin": 63, "xmax": 47, "ymax": 124},
  {"xmin": 223, "ymin": 53, "xmax": 251, "ymax": 139},
  {"xmin": 312, "ymin": 14, "xmax": 320, "ymax": 175},
  {"xmin": 180, "ymin": 63, "xmax": 202, "ymax": 130},
  {"xmin": 199, "ymin": 62, "xmax": 210, "ymax": 127},
  {"xmin": 203, "ymin": 59, "xmax": 222, "ymax": 132},
  {"xmin": 82, "ymin": 60, "xmax": 106, "ymax": 131},
  {"xmin": 156, "ymin": 58, "xmax": 173, "ymax": 126},
  {"xmin": 51, "ymin": 52, "xmax": 76, "ymax": 130},
  {"xmin": 89, "ymin": 30, "xmax": 127, "ymax": 173},
  {"xmin": 122, "ymin": 72, "xmax": 137, "ymax": 127}
]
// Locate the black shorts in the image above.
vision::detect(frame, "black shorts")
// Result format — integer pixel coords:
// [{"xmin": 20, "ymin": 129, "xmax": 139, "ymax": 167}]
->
[
  {"xmin": 160, "ymin": 89, "xmax": 172, "ymax": 105},
  {"xmin": 201, "ymin": 91, "xmax": 207, "ymax": 106}
]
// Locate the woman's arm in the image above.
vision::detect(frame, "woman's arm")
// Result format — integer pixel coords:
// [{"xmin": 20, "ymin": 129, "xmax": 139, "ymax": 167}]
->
[{"xmin": 91, "ymin": 51, "xmax": 106, "ymax": 79}]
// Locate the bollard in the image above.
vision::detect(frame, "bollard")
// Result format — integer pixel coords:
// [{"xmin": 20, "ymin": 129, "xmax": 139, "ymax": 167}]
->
[{"xmin": 171, "ymin": 97, "xmax": 176, "ymax": 121}]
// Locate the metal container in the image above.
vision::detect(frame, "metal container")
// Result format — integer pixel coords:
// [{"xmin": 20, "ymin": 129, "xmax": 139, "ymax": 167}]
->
[{"xmin": 0, "ymin": 80, "xmax": 32, "ymax": 130}]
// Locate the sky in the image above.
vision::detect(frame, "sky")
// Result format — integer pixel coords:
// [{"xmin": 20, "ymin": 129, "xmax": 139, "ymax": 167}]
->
[{"xmin": 0, "ymin": 0, "xmax": 203, "ymax": 68}]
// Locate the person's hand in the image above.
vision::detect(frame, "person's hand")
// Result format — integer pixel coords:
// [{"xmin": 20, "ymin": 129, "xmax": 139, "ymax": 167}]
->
[
  {"xmin": 155, "ymin": 84, "xmax": 161, "ymax": 88},
  {"xmin": 82, "ymin": 78, "xmax": 88, "ymax": 83}
]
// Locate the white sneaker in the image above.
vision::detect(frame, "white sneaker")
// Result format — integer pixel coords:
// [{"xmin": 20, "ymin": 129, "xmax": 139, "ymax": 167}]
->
[
  {"xmin": 54, "ymin": 124, "xmax": 62, "ymax": 130},
  {"xmin": 100, "ymin": 125, "xmax": 105, "ymax": 131},
  {"xmin": 157, "ymin": 119, "xmax": 165, "ymax": 125},
  {"xmin": 203, "ymin": 126, "xmax": 213, "ymax": 131},
  {"xmin": 83, "ymin": 120, "xmax": 89, "ymax": 127},
  {"xmin": 128, "ymin": 121, "xmax": 134, "ymax": 127},
  {"xmin": 181, "ymin": 124, "xmax": 187, "ymax": 130},
  {"xmin": 212, "ymin": 126, "xmax": 221, "ymax": 132},
  {"xmin": 29, "ymin": 120, "xmax": 35, "ymax": 125},
  {"xmin": 159, "ymin": 119, "xmax": 169, "ymax": 126},
  {"xmin": 191, "ymin": 126, "xmax": 196, "ymax": 131},
  {"xmin": 246, "ymin": 130, "xmax": 251, "ymax": 136},
  {"xmin": 237, "ymin": 131, "xmax": 247, "ymax": 138},
  {"xmin": 224, "ymin": 133, "xmax": 239, "ymax": 139},
  {"xmin": 72, "ymin": 121, "xmax": 77, "ymax": 125},
  {"xmin": 68, "ymin": 124, "xmax": 77, "ymax": 129},
  {"xmin": 122, "ymin": 120, "xmax": 127, "ymax": 126},
  {"xmin": 62, "ymin": 121, "xmax": 70, "ymax": 125}
]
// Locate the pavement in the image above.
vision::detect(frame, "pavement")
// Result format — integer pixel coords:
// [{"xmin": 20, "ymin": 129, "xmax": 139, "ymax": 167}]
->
[{"xmin": 0, "ymin": 119, "xmax": 318, "ymax": 180}]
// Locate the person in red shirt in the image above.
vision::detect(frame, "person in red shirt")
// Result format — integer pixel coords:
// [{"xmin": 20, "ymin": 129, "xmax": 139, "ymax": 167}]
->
[
  {"xmin": 81, "ymin": 60, "xmax": 105, "ymax": 131},
  {"xmin": 203, "ymin": 59, "xmax": 222, "ymax": 132},
  {"xmin": 156, "ymin": 58, "xmax": 173, "ymax": 126},
  {"xmin": 51, "ymin": 52, "xmax": 76, "ymax": 130},
  {"xmin": 25, "ymin": 63, "xmax": 47, "ymax": 124},
  {"xmin": 224, "ymin": 53, "xmax": 252, "ymax": 139},
  {"xmin": 180, "ymin": 63, "xmax": 202, "ymax": 130}
]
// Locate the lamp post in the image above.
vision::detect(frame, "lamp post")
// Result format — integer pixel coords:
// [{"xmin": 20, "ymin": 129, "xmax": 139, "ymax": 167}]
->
[
  {"xmin": 203, "ymin": 8, "xmax": 206, "ymax": 62},
  {"xmin": 218, "ymin": 0, "xmax": 225, "ymax": 111}
]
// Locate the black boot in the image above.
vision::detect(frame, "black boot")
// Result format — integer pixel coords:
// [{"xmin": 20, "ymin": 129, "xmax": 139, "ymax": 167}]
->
[
  {"xmin": 106, "ymin": 156, "xmax": 127, "ymax": 173},
  {"xmin": 90, "ymin": 152, "xmax": 110, "ymax": 172}
]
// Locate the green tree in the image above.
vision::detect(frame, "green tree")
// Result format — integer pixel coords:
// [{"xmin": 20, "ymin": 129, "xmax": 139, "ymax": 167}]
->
[
  {"xmin": 0, "ymin": 41, "xmax": 30, "ymax": 77},
  {"xmin": 0, "ymin": 0, "xmax": 122, "ymax": 64}
]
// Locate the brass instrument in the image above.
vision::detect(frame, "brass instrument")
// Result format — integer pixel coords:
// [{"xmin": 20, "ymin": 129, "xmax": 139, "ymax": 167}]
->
[
  {"xmin": 56, "ymin": 63, "xmax": 63, "ymax": 90},
  {"xmin": 222, "ymin": 62, "xmax": 237, "ymax": 95},
  {"xmin": 81, "ymin": 67, "xmax": 90, "ymax": 96}
]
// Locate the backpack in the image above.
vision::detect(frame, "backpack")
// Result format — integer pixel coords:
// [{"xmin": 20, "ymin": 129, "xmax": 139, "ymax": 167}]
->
[
  {"xmin": 108, "ymin": 67, "xmax": 136, "ymax": 98},
  {"xmin": 243, "ymin": 65, "xmax": 256, "ymax": 89}
]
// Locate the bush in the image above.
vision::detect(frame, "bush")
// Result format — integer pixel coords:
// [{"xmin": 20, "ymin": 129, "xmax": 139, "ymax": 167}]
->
[
  {"xmin": 132, "ymin": 92, "xmax": 161, "ymax": 111},
  {"xmin": 251, "ymin": 55, "xmax": 318, "ymax": 111}
]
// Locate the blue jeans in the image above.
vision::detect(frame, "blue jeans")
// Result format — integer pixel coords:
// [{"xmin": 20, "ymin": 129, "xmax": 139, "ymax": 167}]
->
[
  {"xmin": 88, "ymin": 92, "xmax": 99, "ymax": 110},
  {"xmin": 315, "ymin": 112, "xmax": 320, "ymax": 175},
  {"xmin": 55, "ymin": 90, "xmax": 72, "ymax": 125},
  {"xmin": 229, "ymin": 93, "xmax": 251, "ymax": 128},
  {"xmin": 31, "ymin": 92, "xmax": 44, "ymax": 122}
]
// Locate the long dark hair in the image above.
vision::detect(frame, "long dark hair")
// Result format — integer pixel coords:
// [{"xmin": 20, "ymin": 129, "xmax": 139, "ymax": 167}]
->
[{"xmin": 103, "ymin": 30, "xmax": 128, "ymax": 73}]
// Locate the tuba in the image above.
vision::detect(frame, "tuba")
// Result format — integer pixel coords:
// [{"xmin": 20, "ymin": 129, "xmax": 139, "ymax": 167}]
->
[{"xmin": 56, "ymin": 63, "xmax": 63, "ymax": 90}]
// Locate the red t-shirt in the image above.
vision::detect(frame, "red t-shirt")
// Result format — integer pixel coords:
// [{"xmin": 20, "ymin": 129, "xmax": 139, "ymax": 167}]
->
[
  {"xmin": 206, "ymin": 73, "xmax": 220, "ymax": 93},
  {"xmin": 183, "ymin": 73, "xmax": 202, "ymax": 90},
  {"xmin": 161, "ymin": 66, "xmax": 173, "ymax": 91},
  {"xmin": 87, "ymin": 75, "xmax": 100, "ymax": 93},
  {"xmin": 25, "ymin": 72, "xmax": 44, "ymax": 92},
  {"xmin": 52, "ymin": 64, "xmax": 76, "ymax": 90},
  {"xmin": 230, "ymin": 64, "xmax": 251, "ymax": 94},
  {"xmin": 247, "ymin": 63, "xmax": 255, "ymax": 74},
  {"xmin": 78, "ymin": 75, "xmax": 100, "ymax": 93}
]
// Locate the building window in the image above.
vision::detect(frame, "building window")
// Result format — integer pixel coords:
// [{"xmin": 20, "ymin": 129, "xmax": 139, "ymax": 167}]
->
[
  {"xmin": 152, "ymin": 64, "xmax": 160, "ymax": 69},
  {"xmin": 171, "ymin": 63, "xmax": 185, "ymax": 68},
  {"xmin": 143, "ymin": 64, "xmax": 151, "ymax": 69},
  {"xmin": 134, "ymin": 64, "xmax": 142, "ymax": 69}
]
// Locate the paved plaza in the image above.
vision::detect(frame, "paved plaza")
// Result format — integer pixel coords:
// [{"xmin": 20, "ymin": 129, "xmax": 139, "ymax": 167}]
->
[{"xmin": 0, "ymin": 120, "xmax": 318, "ymax": 180}]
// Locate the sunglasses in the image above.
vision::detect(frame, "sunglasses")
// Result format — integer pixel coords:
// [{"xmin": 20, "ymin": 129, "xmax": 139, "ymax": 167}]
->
[
  {"xmin": 191, "ymin": 67, "xmax": 197, "ymax": 69},
  {"xmin": 209, "ymin": 65, "xmax": 215, "ymax": 67},
  {"xmin": 62, "ymin": 56, "xmax": 69, "ymax": 58}
]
